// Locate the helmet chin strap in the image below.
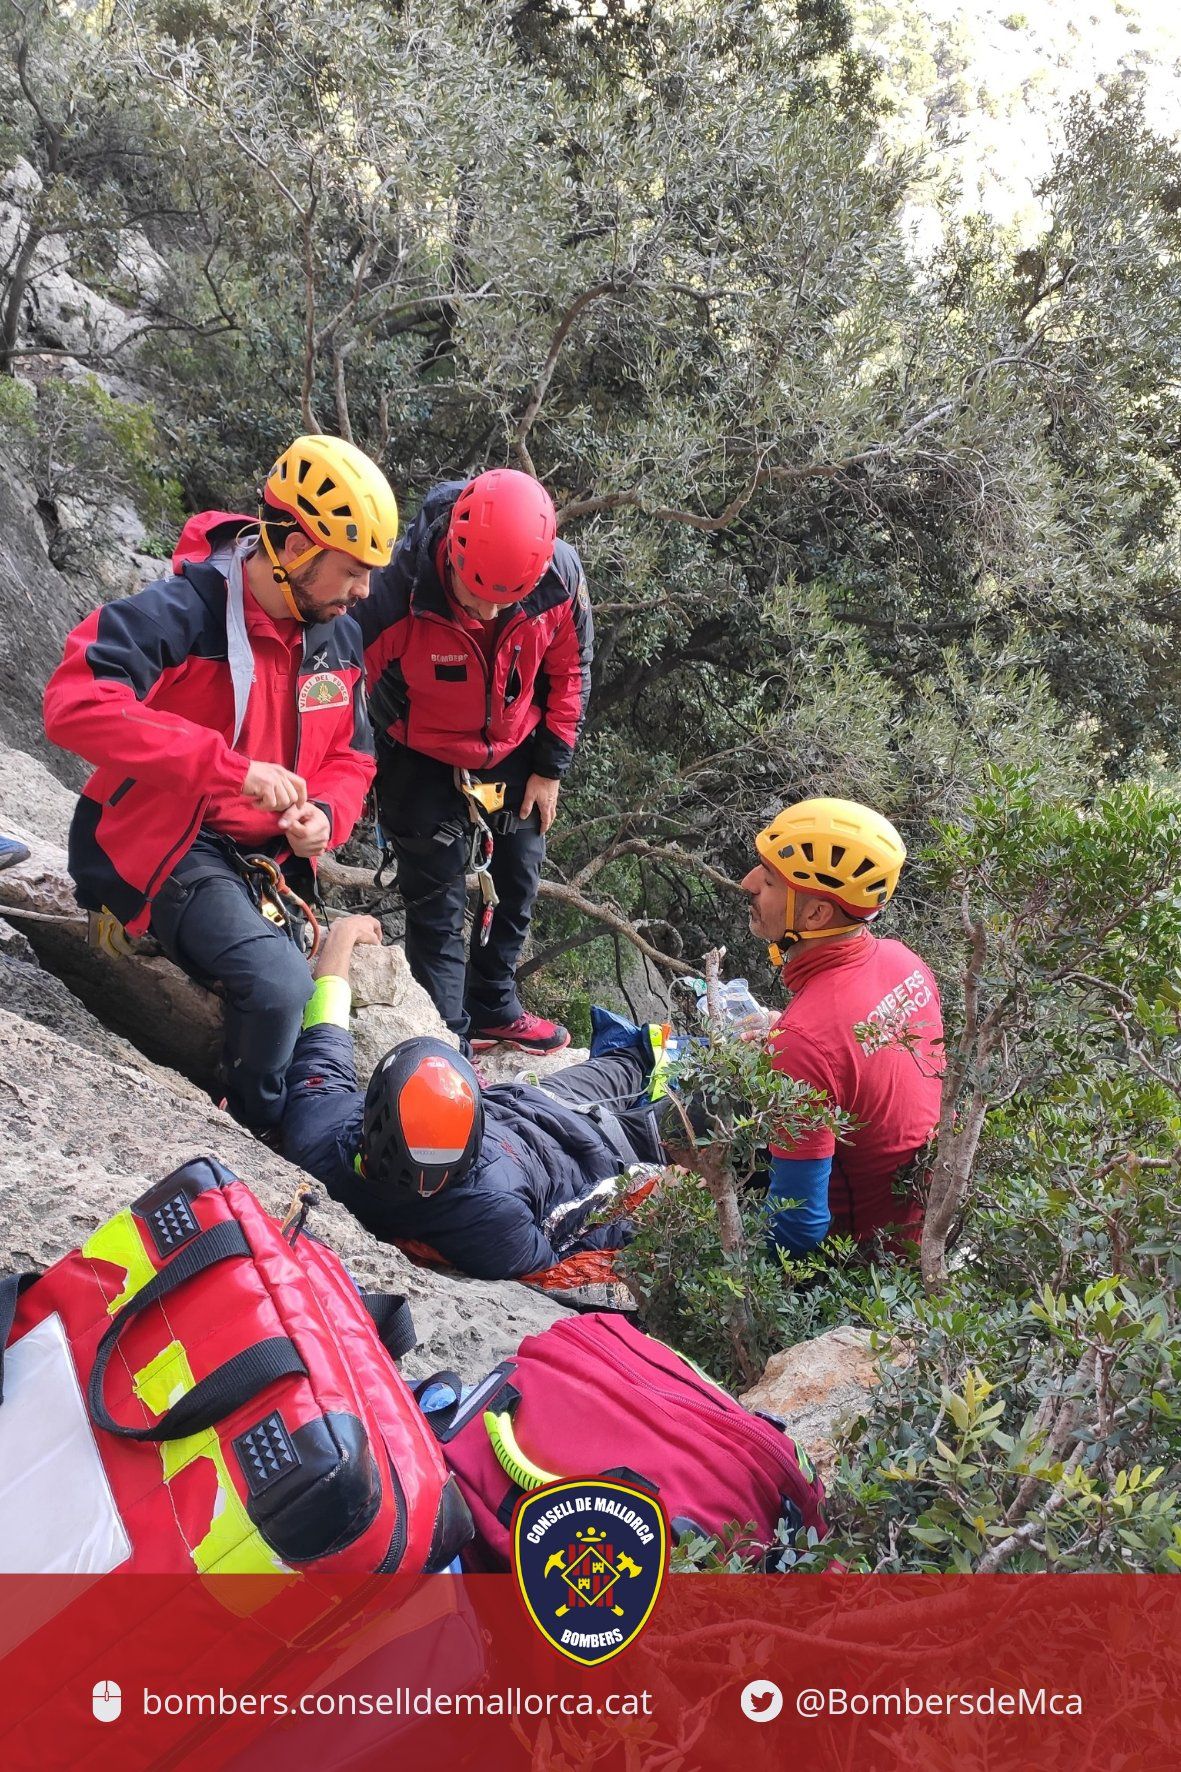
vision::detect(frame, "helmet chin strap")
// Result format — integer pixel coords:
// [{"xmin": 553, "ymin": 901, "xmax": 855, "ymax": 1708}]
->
[
  {"xmin": 767, "ymin": 886, "xmax": 868, "ymax": 968},
  {"xmin": 259, "ymin": 525, "xmax": 323, "ymax": 623}
]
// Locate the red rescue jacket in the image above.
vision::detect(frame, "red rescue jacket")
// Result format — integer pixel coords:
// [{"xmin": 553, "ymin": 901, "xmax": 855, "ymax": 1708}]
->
[
  {"xmin": 42, "ymin": 514, "xmax": 375, "ymax": 935},
  {"xmin": 768, "ymin": 931, "xmax": 945, "ymax": 1243},
  {"xmin": 359, "ymin": 482, "xmax": 593, "ymax": 777}
]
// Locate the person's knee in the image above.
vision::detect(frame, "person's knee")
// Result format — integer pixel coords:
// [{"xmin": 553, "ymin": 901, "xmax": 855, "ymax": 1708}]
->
[{"xmin": 238, "ymin": 941, "xmax": 314, "ymax": 1023}]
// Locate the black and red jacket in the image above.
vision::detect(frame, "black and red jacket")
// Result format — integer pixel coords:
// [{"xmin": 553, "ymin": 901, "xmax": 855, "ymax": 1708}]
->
[
  {"xmin": 42, "ymin": 514, "xmax": 375, "ymax": 935},
  {"xmin": 359, "ymin": 482, "xmax": 594, "ymax": 778}
]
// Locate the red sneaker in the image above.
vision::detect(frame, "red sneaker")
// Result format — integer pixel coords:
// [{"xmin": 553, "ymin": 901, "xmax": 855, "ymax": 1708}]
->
[{"xmin": 469, "ymin": 1012, "xmax": 571, "ymax": 1055}]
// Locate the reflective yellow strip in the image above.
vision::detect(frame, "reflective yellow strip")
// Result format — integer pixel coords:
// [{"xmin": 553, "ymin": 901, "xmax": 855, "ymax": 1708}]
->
[
  {"xmin": 134, "ymin": 1340, "xmax": 289, "ymax": 1576},
  {"xmin": 646, "ymin": 1022, "xmax": 672, "ymax": 1102},
  {"xmin": 82, "ymin": 1210, "xmax": 156, "ymax": 1315},
  {"xmin": 302, "ymin": 973, "xmax": 352, "ymax": 1031}
]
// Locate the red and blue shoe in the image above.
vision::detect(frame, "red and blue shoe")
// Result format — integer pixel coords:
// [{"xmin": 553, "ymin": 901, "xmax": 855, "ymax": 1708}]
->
[{"xmin": 468, "ymin": 1011, "xmax": 570, "ymax": 1055}]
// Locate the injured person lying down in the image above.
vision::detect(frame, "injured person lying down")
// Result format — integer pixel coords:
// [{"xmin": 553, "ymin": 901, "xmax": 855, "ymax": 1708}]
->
[{"xmin": 280, "ymin": 916, "xmax": 676, "ymax": 1282}]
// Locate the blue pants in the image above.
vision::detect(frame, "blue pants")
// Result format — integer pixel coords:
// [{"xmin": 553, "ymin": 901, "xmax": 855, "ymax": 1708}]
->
[{"xmin": 149, "ymin": 834, "xmax": 314, "ymax": 1131}]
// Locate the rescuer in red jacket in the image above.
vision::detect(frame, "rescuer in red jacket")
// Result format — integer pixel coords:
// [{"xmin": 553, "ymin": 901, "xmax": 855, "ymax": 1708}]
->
[
  {"xmin": 360, "ymin": 468, "xmax": 593, "ymax": 1055},
  {"xmin": 741, "ymin": 797, "xmax": 945, "ymax": 1253},
  {"xmin": 43, "ymin": 434, "xmax": 398, "ymax": 1132}
]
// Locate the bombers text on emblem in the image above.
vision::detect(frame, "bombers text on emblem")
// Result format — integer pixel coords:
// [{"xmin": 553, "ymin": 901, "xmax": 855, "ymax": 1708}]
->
[{"xmin": 512, "ymin": 1478, "xmax": 668, "ymax": 1665}]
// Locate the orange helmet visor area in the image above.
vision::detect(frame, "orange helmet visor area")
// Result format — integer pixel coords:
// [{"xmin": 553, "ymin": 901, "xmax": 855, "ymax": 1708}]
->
[{"xmin": 398, "ymin": 1057, "xmax": 479, "ymax": 1197}]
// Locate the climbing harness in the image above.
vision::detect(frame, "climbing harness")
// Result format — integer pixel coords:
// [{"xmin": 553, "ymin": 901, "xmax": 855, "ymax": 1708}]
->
[
  {"xmin": 372, "ymin": 818, "xmax": 399, "ymax": 893},
  {"xmin": 230, "ymin": 849, "xmax": 324, "ymax": 958},
  {"xmin": 366, "ymin": 771, "xmax": 509, "ymax": 941},
  {"xmin": 456, "ymin": 769, "xmax": 506, "ymax": 947}
]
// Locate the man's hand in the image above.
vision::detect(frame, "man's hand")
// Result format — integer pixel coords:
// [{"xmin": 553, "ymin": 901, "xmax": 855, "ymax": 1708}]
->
[
  {"xmin": 315, "ymin": 913, "xmax": 384, "ymax": 980},
  {"xmin": 281, "ymin": 802, "xmax": 332, "ymax": 857},
  {"xmin": 242, "ymin": 759, "xmax": 307, "ymax": 812},
  {"xmin": 519, "ymin": 773, "xmax": 560, "ymax": 834},
  {"xmin": 341, "ymin": 913, "xmax": 384, "ymax": 947}
]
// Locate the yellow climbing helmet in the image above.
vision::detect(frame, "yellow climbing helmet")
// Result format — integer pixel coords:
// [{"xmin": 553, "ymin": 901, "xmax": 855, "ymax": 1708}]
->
[
  {"xmin": 259, "ymin": 434, "xmax": 399, "ymax": 617},
  {"xmin": 756, "ymin": 797, "xmax": 906, "ymax": 920}
]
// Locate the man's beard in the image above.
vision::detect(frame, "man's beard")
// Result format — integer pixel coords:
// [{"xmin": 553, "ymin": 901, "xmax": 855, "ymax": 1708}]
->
[{"xmin": 289, "ymin": 553, "xmax": 350, "ymax": 621}]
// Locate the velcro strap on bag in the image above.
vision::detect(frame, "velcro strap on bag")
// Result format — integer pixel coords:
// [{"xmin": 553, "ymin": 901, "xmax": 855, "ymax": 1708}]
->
[{"xmin": 414, "ymin": 1363, "xmax": 518, "ymax": 1443}]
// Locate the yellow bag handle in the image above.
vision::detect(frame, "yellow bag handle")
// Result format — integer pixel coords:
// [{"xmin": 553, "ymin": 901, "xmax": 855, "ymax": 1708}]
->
[{"xmin": 484, "ymin": 1409, "xmax": 560, "ymax": 1490}]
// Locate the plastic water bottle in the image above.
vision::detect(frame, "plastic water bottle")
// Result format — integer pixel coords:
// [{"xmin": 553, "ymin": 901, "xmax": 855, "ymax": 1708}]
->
[
  {"xmin": 679, "ymin": 975, "xmax": 770, "ymax": 1035},
  {"xmin": 719, "ymin": 978, "xmax": 770, "ymax": 1036}
]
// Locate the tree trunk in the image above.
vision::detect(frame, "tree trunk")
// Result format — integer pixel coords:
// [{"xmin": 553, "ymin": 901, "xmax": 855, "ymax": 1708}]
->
[
  {"xmin": 1, "ymin": 222, "xmax": 44, "ymax": 370},
  {"xmin": 693, "ymin": 1137, "xmax": 759, "ymax": 1387},
  {"xmin": 920, "ymin": 1092, "xmax": 989, "ymax": 1290}
]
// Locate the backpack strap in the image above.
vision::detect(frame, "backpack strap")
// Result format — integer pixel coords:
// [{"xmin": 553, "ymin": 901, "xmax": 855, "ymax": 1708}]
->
[
  {"xmin": 0, "ymin": 1272, "xmax": 37, "ymax": 1405},
  {"xmin": 360, "ymin": 1291, "xmax": 417, "ymax": 1362},
  {"xmin": 88, "ymin": 1220, "xmax": 307, "ymax": 1443}
]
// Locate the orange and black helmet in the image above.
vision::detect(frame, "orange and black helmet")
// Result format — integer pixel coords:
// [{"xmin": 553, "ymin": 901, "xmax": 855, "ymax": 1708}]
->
[{"xmin": 362, "ymin": 1037, "xmax": 483, "ymax": 1196}]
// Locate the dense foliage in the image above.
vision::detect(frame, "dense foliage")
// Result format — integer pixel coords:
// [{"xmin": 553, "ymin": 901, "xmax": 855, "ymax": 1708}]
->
[{"xmin": 2, "ymin": 0, "xmax": 1179, "ymax": 1570}]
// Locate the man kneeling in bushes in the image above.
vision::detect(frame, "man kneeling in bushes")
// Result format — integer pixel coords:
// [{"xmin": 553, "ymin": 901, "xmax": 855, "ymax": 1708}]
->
[{"xmin": 280, "ymin": 915, "xmax": 672, "ymax": 1280}]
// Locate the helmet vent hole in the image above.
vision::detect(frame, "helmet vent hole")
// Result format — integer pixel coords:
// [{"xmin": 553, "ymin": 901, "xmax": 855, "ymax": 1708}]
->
[
  {"xmin": 830, "ymin": 845, "xmax": 845, "ymax": 866},
  {"xmin": 852, "ymin": 857, "xmax": 876, "ymax": 878},
  {"xmin": 316, "ymin": 519, "xmax": 331, "ymax": 537},
  {"xmin": 792, "ymin": 870, "xmax": 810, "ymax": 881},
  {"xmin": 800, "ymin": 842, "xmax": 814, "ymax": 862},
  {"xmin": 296, "ymin": 493, "xmax": 318, "ymax": 517},
  {"xmin": 331, "ymin": 503, "xmax": 352, "ymax": 517},
  {"xmin": 816, "ymin": 871, "xmax": 843, "ymax": 890},
  {"xmin": 295, "ymin": 458, "xmax": 310, "ymax": 483},
  {"xmin": 316, "ymin": 476, "xmax": 337, "ymax": 497}
]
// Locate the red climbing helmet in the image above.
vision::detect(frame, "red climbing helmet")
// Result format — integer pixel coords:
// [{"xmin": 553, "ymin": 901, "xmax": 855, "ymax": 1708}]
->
[{"xmin": 445, "ymin": 468, "xmax": 557, "ymax": 606}]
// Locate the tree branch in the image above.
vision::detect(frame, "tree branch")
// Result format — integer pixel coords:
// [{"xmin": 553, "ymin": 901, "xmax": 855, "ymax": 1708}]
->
[{"xmin": 513, "ymin": 276, "xmax": 633, "ymax": 475}]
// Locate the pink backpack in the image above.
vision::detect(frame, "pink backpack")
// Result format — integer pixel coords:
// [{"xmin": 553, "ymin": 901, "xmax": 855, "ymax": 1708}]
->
[{"xmin": 417, "ymin": 1313, "xmax": 826, "ymax": 1570}]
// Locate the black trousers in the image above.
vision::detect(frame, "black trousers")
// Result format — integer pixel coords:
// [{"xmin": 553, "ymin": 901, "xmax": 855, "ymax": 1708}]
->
[
  {"xmin": 149, "ymin": 833, "xmax": 314, "ymax": 1131},
  {"xmin": 541, "ymin": 1048, "xmax": 666, "ymax": 1165},
  {"xmin": 378, "ymin": 741, "xmax": 546, "ymax": 1041}
]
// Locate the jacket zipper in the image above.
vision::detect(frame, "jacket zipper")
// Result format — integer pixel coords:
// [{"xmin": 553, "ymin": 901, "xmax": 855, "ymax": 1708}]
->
[
  {"xmin": 418, "ymin": 607, "xmax": 526, "ymax": 769},
  {"xmin": 144, "ymin": 801, "xmax": 207, "ymax": 901},
  {"xmin": 504, "ymin": 641, "xmax": 523, "ymax": 708}
]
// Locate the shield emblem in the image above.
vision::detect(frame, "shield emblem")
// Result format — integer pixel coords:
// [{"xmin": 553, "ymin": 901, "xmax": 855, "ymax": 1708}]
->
[{"xmin": 512, "ymin": 1478, "xmax": 668, "ymax": 1665}]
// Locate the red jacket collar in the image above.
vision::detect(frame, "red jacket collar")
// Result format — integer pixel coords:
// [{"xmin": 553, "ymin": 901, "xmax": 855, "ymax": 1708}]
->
[{"xmin": 780, "ymin": 927, "xmax": 874, "ymax": 994}]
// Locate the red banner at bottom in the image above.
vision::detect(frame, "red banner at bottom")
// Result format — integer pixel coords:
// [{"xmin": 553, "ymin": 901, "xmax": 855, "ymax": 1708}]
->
[{"xmin": 0, "ymin": 1573, "xmax": 1175, "ymax": 1770}]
